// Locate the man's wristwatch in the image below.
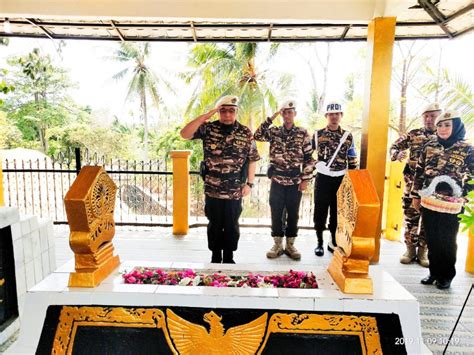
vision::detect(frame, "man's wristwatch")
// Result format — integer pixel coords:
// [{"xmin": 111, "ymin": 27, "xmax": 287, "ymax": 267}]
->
[{"xmin": 246, "ymin": 182, "xmax": 254, "ymax": 188}]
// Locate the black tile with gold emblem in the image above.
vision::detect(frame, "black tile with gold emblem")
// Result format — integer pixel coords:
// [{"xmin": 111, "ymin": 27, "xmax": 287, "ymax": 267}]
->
[{"xmin": 37, "ymin": 305, "xmax": 407, "ymax": 354}]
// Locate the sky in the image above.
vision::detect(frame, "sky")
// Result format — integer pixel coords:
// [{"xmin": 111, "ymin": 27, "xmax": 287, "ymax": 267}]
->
[{"xmin": 1, "ymin": 33, "xmax": 473, "ymax": 132}]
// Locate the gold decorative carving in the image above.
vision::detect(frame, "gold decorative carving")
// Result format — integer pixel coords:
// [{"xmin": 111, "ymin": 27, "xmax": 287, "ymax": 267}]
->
[
  {"xmin": 260, "ymin": 313, "xmax": 382, "ymax": 354},
  {"xmin": 52, "ymin": 306, "xmax": 383, "ymax": 354},
  {"xmin": 53, "ymin": 306, "xmax": 169, "ymax": 354},
  {"xmin": 167, "ymin": 309, "xmax": 267, "ymax": 354},
  {"xmin": 64, "ymin": 166, "xmax": 120, "ymax": 287},
  {"xmin": 328, "ymin": 170, "xmax": 380, "ymax": 294}
]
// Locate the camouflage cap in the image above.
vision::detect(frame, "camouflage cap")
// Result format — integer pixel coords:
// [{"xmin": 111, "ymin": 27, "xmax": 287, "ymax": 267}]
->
[
  {"xmin": 215, "ymin": 95, "xmax": 239, "ymax": 108},
  {"xmin": 280, "ymin": 99, "xmax": 297, "ymax": 111},
  {"xmin": 435, "ymin": 110, "xmax": 461, "ymax": 125},
  {"xmin": 422, "ymin": 102, "xmax": 442, "ymax": 115}
]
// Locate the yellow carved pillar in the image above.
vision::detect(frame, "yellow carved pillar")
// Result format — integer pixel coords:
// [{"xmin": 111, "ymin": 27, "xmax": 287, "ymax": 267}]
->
[
  {"xmin": 466, "ymin": 228, "xmax": 474, "ymax": 273},
  {"xmin": 384, "ymin": 161, "xmax": 405, "ymax": 241},
  {"xmin": 170, "ymin": 150, "xmax": 191, "ymax": 235},
  {"xmin": 360, "ymin": 17, "xmax": 396, "ymax": 262}
]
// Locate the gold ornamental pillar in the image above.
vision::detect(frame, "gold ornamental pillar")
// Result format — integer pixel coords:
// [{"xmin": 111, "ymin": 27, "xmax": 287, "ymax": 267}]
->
[
  {"xmin": 170, "ymin": 150, "xmax": 191, "ymax": 235},
  {"xmin": 384, "ymin": 161, "xmax": 405, "ymax": 241},
  {"xmin": 360, "ymin": 17, "xmax": 396, "ymax": 262},
  {"xmin": 64, "ymin": 166, "xmax": 120, "ymax": 287},
  {"xmin": 328, "ymin": 170, "xmax": 380, "ymax": 294}
]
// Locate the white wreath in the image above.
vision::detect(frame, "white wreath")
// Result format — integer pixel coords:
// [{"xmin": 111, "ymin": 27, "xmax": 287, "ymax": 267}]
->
[{"xmin": 418, "ymin": 175, "xmax": 463, "ymax": 198}]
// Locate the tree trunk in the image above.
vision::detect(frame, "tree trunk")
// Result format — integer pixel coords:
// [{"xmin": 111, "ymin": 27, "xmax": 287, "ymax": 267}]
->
[
  {"xmin": 316, "ymin": 43, "xmax": 331, "ymax": 114},
  {"xmin": 141, "ymin": 91, "xmax": 149, "ymax": 161},
  {"xmin": 39, "ymin": 126, "xmax": 48, "ymax": 153}
]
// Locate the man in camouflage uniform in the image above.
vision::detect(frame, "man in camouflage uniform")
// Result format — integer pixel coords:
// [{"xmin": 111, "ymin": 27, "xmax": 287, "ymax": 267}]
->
[
  {"xmin": 180, "ymin": 95, "xmax": 260, "ymax": 264},
  {"xmin": 312, "ymin": 102, "xmax": 358, "ymax": 257},
  {"xmin": 411, "ymin": 110, "xmax": 473, "ymax": 289},
  {"xmin": 254, "ymin": 99, "xmax": 315, "ymax": 260},
  {"xmin": 390, "ymin": 103, "xmax": 441, "ymax": 267}
]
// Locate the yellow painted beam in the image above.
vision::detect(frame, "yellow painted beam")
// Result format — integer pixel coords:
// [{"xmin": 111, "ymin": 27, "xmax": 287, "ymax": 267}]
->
[
  {"xmin": 467, "ymin": 228, "xmax": 474, "ymax": 274},
  {"xmin": 170, "ymin": 150, "xmax": 191, "ymax": 235},
  {"xmin": 360, "ymin": 17, "xmax": 396, "ymax": 262},
  {"xmin": 384, "ymin": 161, "xmax": 405, "ymax": 241}
]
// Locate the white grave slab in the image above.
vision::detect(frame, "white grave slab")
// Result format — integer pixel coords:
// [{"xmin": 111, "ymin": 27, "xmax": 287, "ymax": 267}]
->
[{"xmin": 9, "ymin": 260, "xmax": 426, "ymax": 354}]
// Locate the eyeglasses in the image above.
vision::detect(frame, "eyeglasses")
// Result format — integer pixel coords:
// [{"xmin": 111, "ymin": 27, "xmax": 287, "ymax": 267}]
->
[{"xmin": 219, "ymin": 108, "xmax": 237, "ymax": 114}]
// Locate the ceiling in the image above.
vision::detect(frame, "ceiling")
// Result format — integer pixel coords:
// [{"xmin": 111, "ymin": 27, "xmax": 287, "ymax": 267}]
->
[{"xmin": 1, "ymin": 0, "xmax": 472, "ymax": 42}]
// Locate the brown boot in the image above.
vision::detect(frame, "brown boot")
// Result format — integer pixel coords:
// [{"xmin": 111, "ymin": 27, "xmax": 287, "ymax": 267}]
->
[
  {"xmin": 266, "ymin": 237, "xmax": 284, "ymax": 259},
  {"xmin": 284, "ymin": 237, "xmax": 301, "ymax": 260},
  {"xmin": 400, "ymin": 244, "xmax": 416, "ymax": 264},
  {"xmin": 417, "ymin": 245, "xmax": 429, "ymax": 267}
]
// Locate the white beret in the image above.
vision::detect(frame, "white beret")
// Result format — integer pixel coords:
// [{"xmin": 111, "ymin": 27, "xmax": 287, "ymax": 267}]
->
[
  {"xmin": 280, "ymin": 99, "xmax": 297, "ymax": 111},
  {"xmin": 215, "ymin": 95, "xmax": 239, "ymax": 108},
  {"xmin": 422, "ymin": 102, "xmax": 442, "ymax": 114},
  {"xmin": 435, "ymin": 110, "xmax": 460, "ymax": 125}
]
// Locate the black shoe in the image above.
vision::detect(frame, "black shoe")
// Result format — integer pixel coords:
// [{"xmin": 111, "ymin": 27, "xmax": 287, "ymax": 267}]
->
[
  {"xmin": 436, "ymin": 279, "xmax": 451, "ymax": 290},
  {"xmin": 223, "ymin": 250, "xmax": 235, "ymax": 264},
  {"xmin": 421, "ymin": 275, "xmax": 436, "ymax": 285},
  {"xmin": 211, "ymin": 250, "xmax": 222, "ymax": 263},
  {"xmin": 314, "ymin": 245, "xmax": 324, "ymax": 257}
]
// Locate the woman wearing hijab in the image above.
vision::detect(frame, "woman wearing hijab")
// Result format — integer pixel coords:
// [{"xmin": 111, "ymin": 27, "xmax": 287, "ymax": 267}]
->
[{"xmin": 411, "ymin": 110, "xmax": 473, "ymax": 289}]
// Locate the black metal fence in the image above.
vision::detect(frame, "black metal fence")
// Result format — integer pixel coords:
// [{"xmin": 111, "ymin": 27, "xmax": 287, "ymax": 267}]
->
[{"xmin": 2, "ymin": 149, "xmax": 315, "ymax": 228}]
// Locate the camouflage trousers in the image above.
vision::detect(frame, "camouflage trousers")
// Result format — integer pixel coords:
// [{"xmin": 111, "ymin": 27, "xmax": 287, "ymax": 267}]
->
[{"xmin": 402, "ymin": 174, "xmax": 426, "ymax": 247}]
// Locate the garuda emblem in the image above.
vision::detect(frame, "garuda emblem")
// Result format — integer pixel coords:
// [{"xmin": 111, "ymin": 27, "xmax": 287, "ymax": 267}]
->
[{"xmin": 166, "ymin": 309, "xmax": 267, "ymax": 354}]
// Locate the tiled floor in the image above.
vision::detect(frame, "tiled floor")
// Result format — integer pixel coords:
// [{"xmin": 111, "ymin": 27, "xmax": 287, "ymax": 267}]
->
[{"xmin": 2, "ymin": 225, "xmax": 473, "ymax": 354}]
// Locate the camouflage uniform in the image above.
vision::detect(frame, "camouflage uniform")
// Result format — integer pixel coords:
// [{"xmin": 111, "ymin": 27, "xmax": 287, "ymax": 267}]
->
[
  {"xmin": 390, "ymin": 128, "xmax": 436, "ymax": 247},
  {"xmin": 254, "ymin": 117, "xmax": 314, "ymax": 238},
  {"xmin": 412, "ymin": 138, "xmax": 474, "ymax": 283},
  {"xmin": 312, "ymin": 127, "xmax": 358, "ymax": 244},
  {"xmin": 192, "ymin": 120, "xmax": 260, "ymax": 257}
]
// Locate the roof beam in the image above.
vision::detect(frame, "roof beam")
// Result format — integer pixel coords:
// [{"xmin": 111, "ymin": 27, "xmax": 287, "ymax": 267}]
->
[
  {"xmin": 418, "ymin": 0, "xmax": 454, "ymax": 38},
  {"xmin": 110, "ymin": 20, "xmax": 125, "ymax": 41},
  {"xmin": 25, "ymin": 18, "xmax": 55, "ymax": 40}
]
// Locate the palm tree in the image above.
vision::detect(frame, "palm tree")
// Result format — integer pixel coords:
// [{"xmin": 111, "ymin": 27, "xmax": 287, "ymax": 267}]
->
[
  {"xmin": 184, "ymin": 43, "xmax": 292, "ymax": 130},
  {"xmin": 110, "ymin": 42, "xmax": 172, "ymax": 160},
  {"xmin": 423, "ymin": 68, "xmax": 473, "ymax": 127}
]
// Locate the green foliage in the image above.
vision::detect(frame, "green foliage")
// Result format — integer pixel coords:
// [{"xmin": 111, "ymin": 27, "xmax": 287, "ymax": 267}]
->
[
  {"xmin": 110, "ymin": 42, "xmax": 175, "ymax": 160},
  {"xmin": 153, "ymin": 125, "xmax": 203, "ymax": 170},
  {"xmin": 423, "ymin": 68, "xmax": 474, "ymax": 128},
  {"xmin": 0, "ymin": 68, "xmax": 15, "ymax": 106},
  {"xmin": 460, "ymin": 180, "xmax": 474, "ymax": 231},
  {"xmin": 4, "ymin": 48, "xmax": 76, "ymax": 152},
  {"xmin": 0, "ymin": 111, "xmax": 23, "ymax": 148},
  {"xmin": 47, "ymin": 121, "xmax": 133, "ymax": 159},
  {"xmin": 184, "ymin": 43, "xmax": 293, "ymax": 129}
]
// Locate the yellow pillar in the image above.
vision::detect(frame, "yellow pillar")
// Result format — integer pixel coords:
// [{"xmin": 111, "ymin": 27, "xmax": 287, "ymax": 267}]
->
[
  {"xmin": 360, "ymin": 17, "xmax": 396, "ymax": 262},
  {"xmin": 384, "ymin": 161, "xmax": 405, "ymax": 241},
  {"xmin": 466, "ymin": 228, "xmax": 474, "ymax": 273},
  {"xmin": 170, "ymin": 150, "xmax": 191, "ymax": 235}
]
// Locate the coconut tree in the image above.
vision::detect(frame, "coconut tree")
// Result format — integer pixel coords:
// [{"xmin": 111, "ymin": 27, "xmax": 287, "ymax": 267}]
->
[
  {"xmin": 184, "ymin": 43, "xmax": 293, "ymax": 130},
  {"xmin": 110, "ymin": 42, "xmax": 173, "ymax": 160}
]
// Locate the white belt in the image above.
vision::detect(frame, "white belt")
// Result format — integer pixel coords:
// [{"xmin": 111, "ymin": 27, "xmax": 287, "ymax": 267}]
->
[{"xmin": 316, "ymin": 161, "xmax": 347, "ymax": 177}]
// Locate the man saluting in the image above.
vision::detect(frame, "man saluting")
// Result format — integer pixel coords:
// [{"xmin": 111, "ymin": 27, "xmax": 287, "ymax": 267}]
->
[{"xmin": 180, "ymin": 95, "xmax": 260, "ymax": 264}]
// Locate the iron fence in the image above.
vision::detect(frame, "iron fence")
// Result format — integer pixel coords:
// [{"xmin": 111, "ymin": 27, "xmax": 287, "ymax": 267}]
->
[{"xmin": 2, "ymin": 149, "xmax": 315, "ymax": 228}]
